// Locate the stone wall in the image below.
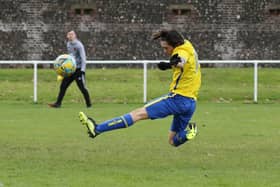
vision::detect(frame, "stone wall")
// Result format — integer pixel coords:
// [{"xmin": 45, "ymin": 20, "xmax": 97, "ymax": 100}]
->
[{"xmin": 0, "ymin": 0, "xmax": 279, "ymax": 61}]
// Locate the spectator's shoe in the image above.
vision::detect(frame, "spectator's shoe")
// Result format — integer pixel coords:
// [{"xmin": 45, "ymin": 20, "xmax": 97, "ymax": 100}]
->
[
  {"xmin": 186, "ymin": 122, "xmax": 198, "ymax": 140},
  {"xmin": 79, "ymin": 112, "xmax": 99, "ymax": 138},
  {"xmin": 48, "ymin": 103, "xmax": 61, "ymax": 108}
]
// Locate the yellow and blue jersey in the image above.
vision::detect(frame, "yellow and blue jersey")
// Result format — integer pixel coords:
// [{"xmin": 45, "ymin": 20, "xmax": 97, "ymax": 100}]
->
[
  {"xmin": 144, "ymin": 40, "xmax": 200, "ymax": 135},
  {"xmin": 169, "ymin": 40, "xmax": 201, "ymax": 100}
]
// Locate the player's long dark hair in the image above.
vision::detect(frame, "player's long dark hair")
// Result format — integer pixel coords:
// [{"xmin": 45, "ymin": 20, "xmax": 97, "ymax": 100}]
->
[{"xmin": 152, "ymin": 30, "xmax": 185, "ymax": 47}]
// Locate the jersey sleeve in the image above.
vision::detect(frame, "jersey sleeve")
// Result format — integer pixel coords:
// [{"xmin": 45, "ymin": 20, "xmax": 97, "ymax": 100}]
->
[{"xmin": 172, "ymin": 50, "xmax": 189, "ymax": 65}]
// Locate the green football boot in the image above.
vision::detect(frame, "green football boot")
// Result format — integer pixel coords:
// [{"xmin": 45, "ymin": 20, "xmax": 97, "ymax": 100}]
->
[
  {"xmin": 186, "ymin": 122, "xmax": 198, "ymax": 140},
  {"xmin": 79, "ymin": 112, "xmax": 99, "ymax": 138}
]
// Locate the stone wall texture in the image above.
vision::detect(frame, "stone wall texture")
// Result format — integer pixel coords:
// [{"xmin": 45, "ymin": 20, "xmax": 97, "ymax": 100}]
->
[{"xmin": 0, "ymin": 0, "xmax": 279, "ymax": 60}]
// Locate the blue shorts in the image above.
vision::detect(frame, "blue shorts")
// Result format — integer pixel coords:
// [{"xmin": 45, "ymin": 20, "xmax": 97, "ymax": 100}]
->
[{"xmin": 145, "ymin": 93, "xmax": 196, "ymax": 133}]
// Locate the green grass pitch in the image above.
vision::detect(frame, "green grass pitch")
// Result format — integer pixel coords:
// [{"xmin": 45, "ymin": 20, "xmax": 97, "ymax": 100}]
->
[{"xmin": 0, "ymin": 68, "xmax": 279, "ymax": 187}]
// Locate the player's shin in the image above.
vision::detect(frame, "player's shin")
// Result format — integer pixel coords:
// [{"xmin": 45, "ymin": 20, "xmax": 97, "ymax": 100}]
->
[{"xmin": 95, "ymin": 113, "xmax": 134, "ymax": 133}]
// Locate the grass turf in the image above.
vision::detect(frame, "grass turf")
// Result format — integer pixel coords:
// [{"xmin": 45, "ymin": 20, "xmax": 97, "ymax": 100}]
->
[
  {"xmin": 0, "ymin": 68, "xmax": 279, "ymax": 186},
  {"xmin": 0, "ymin": 102, "xmax": 279, "ymax": 187},
  {"xmin": 0, "ymin": 67, "xmax": 280, "ymax": 104}
]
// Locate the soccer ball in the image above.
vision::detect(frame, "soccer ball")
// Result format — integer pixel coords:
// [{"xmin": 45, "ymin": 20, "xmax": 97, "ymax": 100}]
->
[{"xmin": 54, "ymin": 54, "xmax": 76, "ymax": 77}]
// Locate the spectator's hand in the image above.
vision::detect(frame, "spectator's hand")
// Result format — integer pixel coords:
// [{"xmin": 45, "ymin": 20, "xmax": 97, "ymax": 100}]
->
[
  {"xmin": 57, "ymin": 75, "xmax": 64, "ymax": 82},
  {"xmin": 157, "ymin": 62, "xmax": 172, "ymax": 70}
]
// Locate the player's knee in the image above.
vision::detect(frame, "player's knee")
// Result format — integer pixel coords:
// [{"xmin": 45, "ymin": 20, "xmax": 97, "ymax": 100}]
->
[
  {"xmin": 169, "ymin": 140, "xmax": 175, "ymax": 147},
  {"xmin": 130, "ymin": 107, "xmax": 148, "ymax": 122},
  {"xmin": 169, "ymin": 141, "xmax": 179, "ymax": 147},
  {"xmin": 168, "ymin": 136, "xmax": 176, "ymax": 147},
  {"xmin": 168, "ymin": 132, "xmax": 187, "ymax": 147}
]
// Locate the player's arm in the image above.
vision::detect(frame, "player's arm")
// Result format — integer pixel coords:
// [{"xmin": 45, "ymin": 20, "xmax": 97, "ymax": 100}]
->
[
  {"xmin": 157, "ymin": 61, "xmax": 172, "ymax": 70},
  {"xmin": 157, "ymin": 54, "xmax": 186, "ymax": 70},
  {"xmin": 170, "ymin": 54, "xmax": 187, "ymax": 68}
]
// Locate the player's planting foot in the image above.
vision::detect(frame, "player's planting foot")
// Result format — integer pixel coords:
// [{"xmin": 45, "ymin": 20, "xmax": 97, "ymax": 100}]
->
[
  {"xmin": 186, "ymin": 122, "xmax": 197, "ymax": 140},
  {"xmin": 79, "ymin": 112, "xmax": 99, "ymax": 138},
  {"xmin": 48, "ymin": 103, "xmax": 61, "ymax": 108}
]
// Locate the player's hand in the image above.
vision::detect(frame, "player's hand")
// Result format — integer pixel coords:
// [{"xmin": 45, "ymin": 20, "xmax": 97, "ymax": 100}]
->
[
  {"xmin": 170, "ymin": 54, "xmax": 181, "ymax": 66},
  {"xmin": 157, "ymin": 62, "xmax": 172, "ymax": 70}
]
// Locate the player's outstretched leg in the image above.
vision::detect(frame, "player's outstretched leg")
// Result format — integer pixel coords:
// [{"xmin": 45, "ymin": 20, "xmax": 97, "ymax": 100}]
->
[
  {"xmin": 78, "ymin": 112, "xmax": 134, "ymax": 139},
  {"xmin": 79, "ymin": 112, "xmax": 99, "ymax": 138},
  {"xmin": 172, "ymin": 123, "xmax": 198, "ymax": 147}
]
